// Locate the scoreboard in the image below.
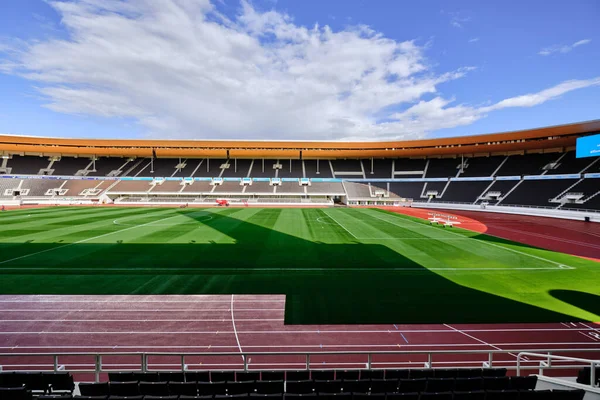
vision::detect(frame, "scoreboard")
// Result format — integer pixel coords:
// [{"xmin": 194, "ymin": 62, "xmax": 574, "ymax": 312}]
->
[{"xmin": 576, "ymin": 133, "xmax": 600, "ymax": 158}]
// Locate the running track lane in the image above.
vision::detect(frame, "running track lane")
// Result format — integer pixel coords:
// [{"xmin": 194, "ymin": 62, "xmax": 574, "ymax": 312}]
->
[{"xmin": 0, "ymin": 295, "xmax": 599, "ymax": 380}]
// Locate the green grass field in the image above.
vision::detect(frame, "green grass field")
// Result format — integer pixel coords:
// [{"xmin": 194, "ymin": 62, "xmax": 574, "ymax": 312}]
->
[{"xmin": 0, "ymin": 206, "xmax": 598, "ymax": 324}]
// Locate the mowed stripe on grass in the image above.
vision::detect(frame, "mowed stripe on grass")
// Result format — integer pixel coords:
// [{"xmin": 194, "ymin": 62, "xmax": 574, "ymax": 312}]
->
[{"xmin": 0, "ymin": 206, "xmax": 598, "ymax": 324}]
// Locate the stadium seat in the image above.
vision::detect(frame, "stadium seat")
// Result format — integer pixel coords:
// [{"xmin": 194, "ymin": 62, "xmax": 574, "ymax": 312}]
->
[
  {"xmin": 179, "ymin": 396, "xmax": 212, "ymax": 400},
  {"xmin": 359, "ymin": 370, "xmax": 384, "ymax": 380},
  {"xmin": 369, "ymin": 379, "xmax": 399, "ymax": 393},
  {"xmin": 254, "ymin": 380, "xmax": 284, "ymax": 394},
  {"xmin": 227, "ymin": 381, "xmax": 256, "ymax": 395},
  {"xmin": 418, "ymin": 393, "xmax": 453, "ymax": 400},
  {"xmin": 0, "ymin": 386, "xmax": 32, "ymax": 400},
  {"xmin": 37, "ymin": 395, "xmax": 72, "ymax": 400},
  {"xmin": 385, "ymin": 393, "xmax": 419, "ymax": 400},
  {"xmin": 260, "ymin": 372, "xmax": 285, "ymax": 382},
  {"xmin": 144, "ymin": 396, "xmax": 179, "ymax": 400},
  {"xmin": 283, "ymin": 394, "xmax": 316, "ymax": 400},
  {"xmin": 286, "ymin": 380, "xmax": 315, "ymax": 394},
  {"xmin": 352, "ymin": 392, "xmax": 385, "ymax": 400},
  {"xmin": 250, "ymin": 393, "xmax": 283, "ymax": 400},
  {"xmin": 397, "ymin": 378, "xmax": 426, "ymax": 393},
  {"xmin": 237, "ymin": 372, "xmax": 261, "ymax": 382},
  {"xmin": 482, "ymin": 369, "xmax": 507, "ymax": 377},
  {"xmin": 186, "ymin": 372, "xmax": 211, "ymax": 383},
  {"xmin": 216, "ymin": 394, "xmax": 250, "ymax": 400},
  {"xmin": 0, "ymin": 372, "xmax": 23, "ymax": 387},
  {"xmin": 105, "ymin": 396, "xmax": 143, "ymax": 400},
  {"xmin": 133, "ymin": 373, "xmax": 160, "ymax": 382},
  {"xmin": 45, "ymin": 372, "xmax": 75, "ymax": 394},
  {"xmin": 139, "ymin": 382, "xmax": 169, "ymax": 396},
  {"xmin": 549, "ymin": 389, "xmax": 586, "ymax": 400},
  {"xmin": 108, "ymin": 373, "xmax": 136, "ymax": 382},
  {"xmin": 158, "ymin": 372, "xmax": 185, "ymax": 383},
  {"xmin": 314, "ymin": 380, "xmax": 342, "ymax": 394},
  {"xmin": 340, "ymin": 380, "xmax": 370, "ymax": 393},
  {"xmin": 576, "ymin": 367, "xmax": 600, "ymax": 385},
  {"xmin": 168, "ymin": 382, "xmax": 198, "ymax": 396},
  {"xmin": 432, "ymin": 369, "xmax": 458, "ymax": 378},
  {"xmin": 453, "ymin": 377, "xmax": 483, "ymax": 391},
  {"xmin": 456, "ymin": 369, "xmax": 483, "ymax": 378},
  {"xmin": 424, "ymin": 378, "xmax": 454, "ymax": 393},
  {"xmin": 317, "ymin": 392, "xmax": 352, "ymax": 400},
  {"xmin": 109, "ymin": 382, "xmax": 140, "ymax": 396},
  {"xmin": 211, "ymin": 372, "xmax": 236, "ymax": 383},
  {"xmin": 73, "ymin": 397, "xmax": 109, "ymax": 400},
  {"xmin": 407, "ymin": 370, "xmax": 434, "ymax": 379},
  {"xmin": 335, "ymin": 370, "xmax": 360, "ymax": 381},
  {"xmin": 311, "ymin": 371, "xmax": 335, "ymax": 381},
  {"xmin": 452, "ymin": 390, "xmax": 485, "ymax": 400},
  {"xmin": 518, "ymin": 390, "xmax": 552, "ymax": 399},
  {"xmin": 286, "ymin": 372, "xmax": 310, "ymax": 381},
  {"xmin": 198, "ymin": 382, "xmax": 227, "ymax": 396},
  {"xmin": 485, "ymin": 390, "xmax": 519, "ymax": 400},
  {"xmin": 79, "ymin": 383, "xmax": 110, "ymax": 397},
  {"xmin": 508, "ymin": 375, "xmax": 537, "ymax": 390},
  {"xmin": 482, "ymin": 376, "xmax": 510, "ymax": 390},
  {"xmin": 384, "ymin": 370, "xmax": 409, "ymax": 380}
]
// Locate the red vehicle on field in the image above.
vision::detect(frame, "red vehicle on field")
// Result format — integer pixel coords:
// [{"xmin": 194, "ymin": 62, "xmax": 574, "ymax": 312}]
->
[{"xmin": 216, "ymin": 199, "xmax": 229, "ymax": 207}]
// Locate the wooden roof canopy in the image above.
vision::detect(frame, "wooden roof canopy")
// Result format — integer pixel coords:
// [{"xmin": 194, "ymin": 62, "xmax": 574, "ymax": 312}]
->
[{"xmin": 1, "ymin": 120, "xmax": 599, "ymax": 159}]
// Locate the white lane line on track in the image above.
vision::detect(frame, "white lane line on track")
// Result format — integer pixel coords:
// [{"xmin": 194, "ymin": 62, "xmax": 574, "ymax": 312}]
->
[
  {"xmin": 368, "ymin": 211, "xmax": 575, "ymax": 270},
  {"xmin": 0, "ymin": 209, "xmax": 186, "ymax": 265},
  {"xmin": 0, "ymin": 300, "xmax": 286, "ymax": 303},
  {"xmin": 0, "ymin": 319, "xmax": 285, "ymax": 322},
  {"xmin": 0, "ymin": 309, "xmax": 285, "ymax": 312},
  {"xmin": 443, "ymin": 323, "xmax": 519, "ymax": 359},
  {"xmin": 322, "ymin": 210, "xmax": 359, "ymax": 239},
  {"xmin": 488, "ymin": 225, "xmax": 600, "ymax": 250},
  {"xmin": 578, "ymin": 331, "xmax": 599, "ymax": 341},
  {"xmin": 231, "ymin": 294, "xmax": 245, "ymax": 363}
]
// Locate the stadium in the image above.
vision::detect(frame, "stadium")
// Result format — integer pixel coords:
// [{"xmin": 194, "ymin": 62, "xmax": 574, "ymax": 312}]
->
[{"xmin": 0, "ymin": 120, "xmax": 599, "ymax": 400}]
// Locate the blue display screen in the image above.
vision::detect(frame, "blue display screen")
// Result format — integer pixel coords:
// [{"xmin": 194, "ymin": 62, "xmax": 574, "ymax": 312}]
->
[{"xmin": 576, "ymin": 133, "xmax": 600, "ymax": 158}]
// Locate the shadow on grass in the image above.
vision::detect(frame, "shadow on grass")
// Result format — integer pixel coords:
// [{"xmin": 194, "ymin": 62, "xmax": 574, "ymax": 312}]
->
[
  {"xmin": 549, "ymin": 290, "xmax": 600, "ymax": 317},
  {"xmin": 0, "ymin": 208, "xmax": 586, "ymax": 324}
]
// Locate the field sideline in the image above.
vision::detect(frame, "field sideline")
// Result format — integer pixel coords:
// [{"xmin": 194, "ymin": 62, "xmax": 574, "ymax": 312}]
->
[{"xmin": 0, "ymin": 206, "xmax": 598, "ymax": 324}]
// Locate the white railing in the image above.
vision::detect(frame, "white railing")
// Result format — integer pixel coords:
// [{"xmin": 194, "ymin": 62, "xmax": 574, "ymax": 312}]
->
[
  {"xmin": 2, "ymin": 349, "xmax": 600, "ymax": 382},
  {"xmin": 516, "ymin": 352, "xmax": 600, "ymax": 388}
]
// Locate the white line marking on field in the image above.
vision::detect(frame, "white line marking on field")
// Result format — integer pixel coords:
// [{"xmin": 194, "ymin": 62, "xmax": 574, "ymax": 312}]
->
[
  {"xmin": 0, "ymin": 209, "xmax": 184, "ymax": 265},
  {"xmin": 443, "ymin": 323, "xmax": 519, "ymax": 358},
  {"xmin": 113, "ymin": 215, "xmax": 213, "ymax": 227},
  {"xmin": 368, "ymin": 210, "xmax": 575, "ymax": 270},
  {"xmin": 231, "ymin": 294, "xmax": 245, "ymax": 362},
  {"xmin": 322, "ymin": 210, "xmax": 358, "ymax": 239}
]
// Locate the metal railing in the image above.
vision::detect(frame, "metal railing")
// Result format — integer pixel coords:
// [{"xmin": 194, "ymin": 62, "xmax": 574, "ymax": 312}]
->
[
  {"xmin": 2, "ymin": 349, "xmax": 600, "ymax": 382},
  {"xmin": 517, "ymin": 352, "xmax": 600, "ymax": 388}
]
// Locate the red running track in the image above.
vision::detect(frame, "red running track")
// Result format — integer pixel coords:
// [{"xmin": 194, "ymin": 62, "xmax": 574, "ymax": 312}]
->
[{"xmin": 0, "ymin": 208, "xmax": 599, "ymax": 379}]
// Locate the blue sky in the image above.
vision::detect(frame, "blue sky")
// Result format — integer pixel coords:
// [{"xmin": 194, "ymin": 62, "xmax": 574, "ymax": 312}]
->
[{"xmin": 0, "ymin": 0, "xmax": 598, "ymax": 141}]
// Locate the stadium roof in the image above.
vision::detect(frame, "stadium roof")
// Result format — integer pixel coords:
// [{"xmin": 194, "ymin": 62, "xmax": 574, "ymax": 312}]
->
[{"xmin": 1, "ymin": 120, "xmax": 599, "ymax": 159}]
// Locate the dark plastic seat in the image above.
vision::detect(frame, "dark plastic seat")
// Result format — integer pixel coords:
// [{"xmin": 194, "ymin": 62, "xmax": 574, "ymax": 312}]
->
[
  {"xmin": 359, "ymin": 370, "xmax": 384, "ymax": 380},
  {"xmin": 335, "ymin": 370, "xmax": 360, "ymax": 381},
  {"xmin": 456, "ymin": 369, "xmax": 483, "ymax": 378},
  {"xmin": 425, "ymin": 378, "xmax": 454, "ymax": 393},
  {"xmin": 483, "ymin": 376, "xmax": 510, "ymax": 391},
  {"xmin": 169, "ymin": 381, "xmax": 198, "ymax": 396},
  {"xmin": 485, "ymin": 390, "xmax": 519, "ymax": 400},
  {"xmin": 314, "ymin": 380, "xmax": 342, "ymax": 394},
  {"xmin": 179, "ymin": 396, "xmax": 213, "ymax": 400},
  {"xmin": 159, "ymin": 372, "xmax": 185, "ymax": 383},
  {"xmin": 236, "ymin": 372, "xmax": 261, "ymax": 382},
  {"xmin": 0, "ymin": 372, "xmax": 23, "ymax": 387},
  {"xmin": 550, "ymin": 389, "xmax": 586, "ymax": 400},
  {"xmin": 432, "ymin": 369, "xmax": 458, "ymax": 379},
  {"xmin": 286, "ymin": 380, "xmax": 315, "ymax": 394},
  {"xmin": 139, "ymin": 381, "xmax": 169, "ymax": 396},
  {"xmin": 211, "ymin": 372, "xmax": 236, "ymax": 383},
  {"xmin": 317, "ymin": 392, "xmax": 352, "ymax": 400},
  {"xmin": 109, "ymin": 381, "xmax": 140, "ymax": 396},
  {"xmin": 518, "ymin": 390, "xmax": 552, "ymax": 399},
  {"xmin": 20, "ymin": 372, "xmax": 49, "ymax": 393},
  {"xmin": 37, "ymin": 395, "xmax": 72, "ymax": 400},
  {"xmin": 73, "ymin": 397, "xmax": 108, "ymax": 400},
  {"xmin": 249, "ymin": 393, "xmax": 283, "ymax": 400},
  {"xmin": 133, "ymin": 372, "xmax": 160, "ymax": 382},
  {"xmin": 186, "ymin": 372, "xmax": 211, "ymax": 383},
  {"xmin": 105, "ymin": 396, "xmax": 143, "ymax": 400},
  {"xmin": 407, "ymin": 369, "xmax": 433, "ymax": 379},
  {"xmin": 286, "ymin": 371, "xmax": 310, "ymax": 381},
  {"xmin": 509, "ymin": 375, "xmax": 537, "ymax": 390},
  {"xmin": 108, "ymin": 372, "xmax": 136, "ymax": 382},
  {"xmin": 198, "ymin": 382, "xmax": 227, "ymax": 396},
  {"xmin": 0, "ymin": 386, "xmax": 32, "ymax": 400},
  {"xmin": 418, "ymin": 392, "xmax": 453, "ymax": 400},
  {"xmin": 352, "ymin": 393, "xmax": 385, "ymax": 400},
  {"xmin": 283, "ymin": 394, "xmax": 317, "ymax": 400},
  {"xmin": 384, "ymin": 370, "xmax": 409, "ymax": 380},
  {"xmin": 397, "ymin": 378, "xmax": 426, "ymax": 393},
  {"xmin": 369, "ymin": 379, "xmax": 398, "ymax": 393},
  {"xmin": 79, "ymin": 382, "xmax": 110, "ymax": 397},
  {"xmin": 311, "ymin": 371, "xmax": 335, "ymax": 381},
  {"xmin": 260, "ymin": 372, "xmax": 285, "ymax": 382},
  {"xmin": 340, "ymin": 380, "xmax": 370, "ymax": 393},
  {"xmin": 454, "ymin": 377, "xmax": 483, "ymax": 392},
  {"xmin": 227, "ymin": 381, "xmax": 256, "ymax": 395},
  {"xmin": 481, "ymin": 368, "xmax": 507, "ymax": 377},
  {"xmin": 452, "ymin": 390, "xmax": 485, "ymax": 400},
  {"xmin": 385, "ymin": 393, "xmax": 419, "ymax": 400},
  {"xmin": 44, "ymin": 372, "xmax": 75, "ymax": 393},
  {"xmin": 216, "ymin": 394, "xmax": 250, "ymax": 400},
  {"xmin": 254, "ymin": 380, "xmax": 284, "ymax": 394},
  {"xmin": 144, "ymin": 396, "xmax": 179, "ymax": 400}
]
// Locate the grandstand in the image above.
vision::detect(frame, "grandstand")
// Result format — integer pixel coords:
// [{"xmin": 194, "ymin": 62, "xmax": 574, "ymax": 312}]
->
[{"xmin": 1, "ymin": 121, "xmax": 599, "ymax": 399}]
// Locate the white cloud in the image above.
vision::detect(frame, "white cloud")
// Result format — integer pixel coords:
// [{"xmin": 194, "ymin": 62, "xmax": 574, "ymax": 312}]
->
[
  {"xmin": 468, "ymin": 37, "xmax": 479, "ymax": 43},
  {"xmin": 539, "ymin": 39, "xmax": 591, "ymax": 56},
  {"xmin": 0, "ymin": 0, "xmax": 598, "ymax": 140}
]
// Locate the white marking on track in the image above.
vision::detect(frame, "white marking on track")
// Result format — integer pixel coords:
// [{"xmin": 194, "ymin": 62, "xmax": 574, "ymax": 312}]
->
[{"xmin": 231, "ymin": 294, "xmax": 245, "ymax": 362}]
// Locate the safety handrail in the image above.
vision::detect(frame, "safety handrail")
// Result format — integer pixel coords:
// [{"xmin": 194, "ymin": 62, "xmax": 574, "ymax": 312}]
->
[{"xmin": 517, "ymin": 352, "xmax": 600, "ymax": 388}]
